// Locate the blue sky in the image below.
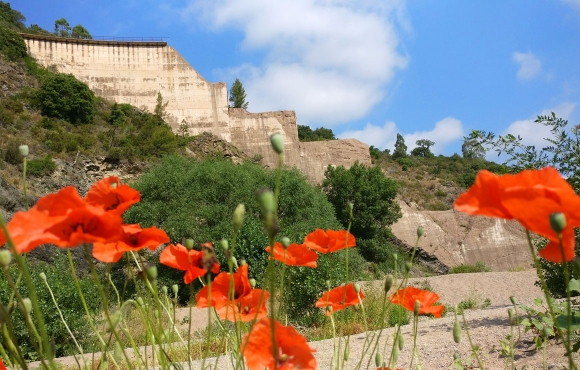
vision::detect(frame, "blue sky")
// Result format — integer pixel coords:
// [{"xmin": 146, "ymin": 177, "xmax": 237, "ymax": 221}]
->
[{"xmin": 11, "ymin": 0, "xmax": 580, "ymax": 156}]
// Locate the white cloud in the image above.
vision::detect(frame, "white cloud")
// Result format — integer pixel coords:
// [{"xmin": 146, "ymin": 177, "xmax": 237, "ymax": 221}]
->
[
  {"xmin": 339, "ymin": 116, "xmax": 464, "ymax": 155},
  {"xmin": 501, "ymin": 101, "xmax": 577, "ymax": 148},
  {"xmin": 512, "ymin": 52, "xmax": 542, "ymax": 80},
  {"xmin": 181, "ymin": 0, "xmax": 408, "ymax": 126}
]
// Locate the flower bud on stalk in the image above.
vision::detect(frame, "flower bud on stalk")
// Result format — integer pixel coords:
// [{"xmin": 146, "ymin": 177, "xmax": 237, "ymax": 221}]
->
[
  {"xmin": 510, "ymin": 296, "xmax": 517, "ymax": 305},
  {"xmin": 344, "ymin": 343, "xmax": 349, "ymax": 361},
  {"xmin": 281, "ymin": 237, "xmax": 291, "ymax": 248},
  {"xmin": 162, "ymin": 286, "xmax": 168, "ymax": 295},
  {"xmin": 374, "ymin": 352, "xmax": 382, "ymax": 368},
  {"xmin": 219, "ymin": 239, "xmax": 229, "ymax": 251},
  {"xmin": 113, "ymin": 342, "xmax": 123, "ymax": 363},
  {"xmin": 0, "ymin": 250, "xmax": 11, "ymax": 268},
  {"xmin": 398, "ymin": 334, "xmax": 404, "ymax": 350},
  {"xmin": 184, "ymin": 239, "xmax": 194, "ymax": 251},
  {"xmin": 21, "ymin": 298, "xmax": 32, "ymax": 314},
  {"xmin": 384, "ymin": 274, "xmax": 394, "ymax": 293},
  {"xmin": 354, "ymin": 283, "xmax": 361, "ymax": 294},
  {"xmin": 233, "ymin": 204, "xmax": 245, "ymax": 234},
  {"xmin": 270, "ymin": 133, "xmax": 284, "ymax": 154},
  {"xmin": 239, "ymin": 258, "xmax": 247, "ymax": 266},
  {"xmin": 417, "ymin": 226, "xmax": 424, "ymax": 238},
  {"xmin": 19, "ymin": 144, "xmax": 29, "ymax": 157},
  {"xmin": 136, "ymin": 297, "xmax": 144, "ymax": 307},
  {"xmin": 106, "ymin": 311, "xmax": 121, "ymax": 332},
  {"xmin": 414, "ymin": 299, "xmax": 420, "ymax": 316},
  {"xmin": 453, "ymin": 320, "xmax": 461, "ymax": 343},
  {"xmin": 405, "ymin": 261, "xmax": 412, "ymax": 273},
  {"xmin": 249, "ymin": 278, "xmax": 257, "ymax": 288},
  {"xmin": 549, "ymin": 212, "xmax": 566, "ymax": 235},
  {"xmin": 230, "ymin": 256, "xmax": 238, "ymax": 269},
  {"xmin": 172, "ymin": 284, "xmax": 179, "ymax": 296},
  {"xmin": 145, "ymin": 265, "xmax": 157, "ymax": 282},
  {"xmin": 453, "ymin": 351, "xmax": 461, "ymax": 361}
]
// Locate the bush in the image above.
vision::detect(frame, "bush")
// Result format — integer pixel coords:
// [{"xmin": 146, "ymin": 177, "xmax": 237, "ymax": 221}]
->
[
  {"xmin": 0, "ymin": 28, "xmax": 27, "ymax": 61},
  {"xmin": 0, "ymin": 254, "xmax": 101, "ymax": 360},
  {"xmin": 3, "ymin": 140, "xmax": 21, "ymax": 165},
  {"xmin": 449, "ymin": 261, "xmax": 492, "ymax": 274},
  {"xmin": 35, "ymin": 73, "xmax": 96, "ymax": 125},
  {"xmin": 27, "ymin": 155, "xmax": 56, "ymax": 176},
  {"xmin": 123, "ymin": 155, "xmax": 347, "ymax": 322}
]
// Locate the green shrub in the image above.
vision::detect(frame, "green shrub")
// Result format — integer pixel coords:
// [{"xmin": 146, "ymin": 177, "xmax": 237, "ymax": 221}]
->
[
  {"xmin": 0, "ymin": 254, "xmax": 101, "ymax": 360},
  {"xmin": 449, "ymin": 261, "xmax": 492, "ymax": 274},
  {"xmin": 27, "ymin": 155, "xmax": 56, "ymax": 176},
  {"xmin": 35, "ymin": 73, "xmax": 96, "ymax": 125},
  {"xmin": 3, "ymin": 140, "xmax": 21, "ymax": 165},
  {"xmin": 0, "ymin": 28, "xmax": 26, "ymax": 61}
]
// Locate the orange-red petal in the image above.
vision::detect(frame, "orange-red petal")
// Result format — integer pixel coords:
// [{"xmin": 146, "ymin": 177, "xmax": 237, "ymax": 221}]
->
[
  {"xmin": 266, "ymin": 242, "xmax": 318, "ymax": 268},
  {"xmin": 315, "ymin": 283, "xmax": 364, "ymax": 315},
  {"xmin": 390, "ymin": 286, "xmax": 444, "ymax": 318},
  {"xmin": 85, "ymin": 176, "xmax": 140, "ymax": 215}
]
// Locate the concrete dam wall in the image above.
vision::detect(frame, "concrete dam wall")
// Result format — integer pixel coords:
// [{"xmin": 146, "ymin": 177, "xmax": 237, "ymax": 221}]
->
[{"xmin": 22, "ymin": 34, "xmax": 371, "ymax": 183}]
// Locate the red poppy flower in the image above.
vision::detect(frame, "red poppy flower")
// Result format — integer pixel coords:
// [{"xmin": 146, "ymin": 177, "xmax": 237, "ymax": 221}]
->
[
  {"xmin": 454, "ymin": 167, "xmax": 580, "ymax": 262},
  {"xmin": 241, "ymin": 317, "xmax": 316, "ymax": 370},
  {"xmin": 304, "ymin": 228, "xmax": 356, "ymax": 254},
  {"xmin": 217, "ymin": 289, "xmax": 269, "ymax": 322},
  {"xmin": 196, "ymin": 264, "xmax": 251, "ymax": 309},
  {"xmin": 0, "ymin": 357, "xmax": 6, "ymax": 370},
  {"xmin": 159, "ymin": 243, "xmax": 220, "ymax": 284},
  {"xmin": 315, "ymin": 283, "xmax": 364, "ymax": 315},
  {"xmin": 85, "ymin": 176, "xmax": 140, "ymax": 215},
  {"xmin": 265, "ymin": 242, "xmax": 318, "ymax": 268},
  {"xmin": 7, "ymin": 187, "xmax": 123, "ymax": 253},
  {"xmin": 390, "ymin": 286, "xmax": 444, "ymax": 318},
  {"xmin": 93, "ymin": 224, "xmax": 169, "ymax": 262}
]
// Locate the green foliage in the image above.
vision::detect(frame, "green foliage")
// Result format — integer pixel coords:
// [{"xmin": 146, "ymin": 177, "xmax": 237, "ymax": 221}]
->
[
  {"xmin": 71, "ymin": 24, "xmax": 91, "ymax": 39},
  {"xmin": 35, "ymin": 73, "xmax": 96, "ymax": 125},
  {"xmin": 462, "ymin": 131, "xmax": 486, "ymax": 159},
  {"xmin": 448, "ymin": 261, "xmax": 492, "ymax": 274},
  {"xmin": 54, "ymin": 18, "xmax": 70, "ymax": 37},
  {"xmin": 25, "ymin": 24, "xmax": 51, "ymax": 36},
  {"xmin": 411, "ymin": 139, "xmax": 435, "ymax": 158},
  {"xmin": 0, "ymin": 254, "xmax": 101, "ymax": 360},
  {"xmin": 392, "ymin": 133, "xmax": 407, "ymax": 159},
  {"xmin": 357, "ymin": 228, "xmax": 399, "ymax": 264},
  {"xmin": 322, "ymin": 162, "xmax": 401, "ymax": 240},
  {"xmin": 123, "ymin": 155, "xmax": 345, "ymax": 320},
  {"xmin": 229, "ymin": 78, "xmax": 248, "ymax": 109},
  {"xmin": 3, "ymin": 140, "xmax": 21, "ymax": 165},
  {"xmin": 297, "ymin": 125, "xmax": 336, "ymax": 142},
  {"xmin": 0, "ymin": 28, "xmax": 27, "ymax": 61},
  {"xmin": 0, "ymin": 1, "xmax": 26, "ymax": 31},
  {"xmin": 27, "ymin": 155, "xmax": 56, "ymax": 176}
]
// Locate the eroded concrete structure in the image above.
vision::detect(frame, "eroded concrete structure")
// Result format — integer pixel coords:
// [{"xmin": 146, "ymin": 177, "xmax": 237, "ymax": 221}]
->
[{"xmin": 22, "ymin": 34, "xmax": 370, "ymax": 183}]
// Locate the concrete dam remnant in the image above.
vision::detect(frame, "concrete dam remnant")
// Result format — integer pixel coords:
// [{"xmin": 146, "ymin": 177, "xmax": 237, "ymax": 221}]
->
[{"xmin": 22, "ymin": 33, "xmax": 371, "ymax": 183}]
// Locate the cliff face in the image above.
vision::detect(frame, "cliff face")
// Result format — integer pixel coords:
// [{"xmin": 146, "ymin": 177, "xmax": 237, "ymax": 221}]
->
[
  {"xmin": 391, "ymin": 200, "xmax": 532, "ymax": 272},
  {"xmin": 22, "ymin": 34, "xmax": 371, "ymax": 183}
]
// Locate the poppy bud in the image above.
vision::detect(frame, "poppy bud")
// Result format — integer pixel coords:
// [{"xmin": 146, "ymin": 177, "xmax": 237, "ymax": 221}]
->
[
  {"xmin": 374, "ymin": 352, "xmax": 382, "ymax": 368},
  {"xmin": 145, "ymin": 265, "xmax": 157, "ymax": 282},
  {"xmin": 219, "ymin": 239, "xmax": 229, "ymax": 251},
  {"xmin": 405, "ymin": 261, "xmax": 412, "ymax": 273},
  {"xmin": 326, "ymin": 280, "xmax": 331, "ymax": 289},
  {"xmin": 344, "ymin": 342, "xmax": 349, "ymax": 361},
  {"xmin": 172, "ymin": 284, "xmax": 179, "ymax": 296},
  {"xmin": 393, "ymin": 253, "xmax": 398, "ymax": 261},
  {"xmin": 270, "ymin": 133, "xmax": 284, "ymax": 154},
  {"xmin": 549, "ymin": 212, "xmax": 566, "ymax": 234},
  {"xmin": 106, "ymin": 311, "xmax": 121, "ymax": 332},
  {"xmin": 184, "ymin": 239, "xmax": 194, "ymax": 250},
  {"xmin": 414, "ymin": 299, "xmax": 420, "ymax": 316},
  {"xmin": 109, "ymin": 182, "xmax": 118, "ymax": 190},
  {"xmin": 0, "ymin": 250, "xmax": 11, "ymax": 268},
  {"xmin": 453, "ymin": 351, "xmax": 461, "ymax": 361},
  {"xmin": 281, "ymin": 237, "xmax": 290, "ymax": 248},
  {"xmin": 19, "ymin": 144, "xmax": 29, "ymax": 157},
  {"xmin": 347, "ymin": 202, "xmax": 354, "ymax": 217},
  {"xmin": 392, "ymin": 344, "xmax": 399, "ymax": 362},
  {"xmin": 233, "ymin": 204, "xmax": 245, "ymax": 234},
  {"xmin": 453, "ymin": 321, "xmax": 461, "ymax": 343},
  {"xmin": 239, "ymin": 259, "xmax": 247, "ymax": 266},
  {"xmin": 398, "ymin": 334, "xmax": 404, "ymax": 350},
  {"xmin": 136, "ymin": 297, "xmax": 144, "ymax": 307},
  {"xmin": 510, "ymin": 296, "xmax": 517, "ymax": 305},
  {"xmin": 256, "ymin": 189, "xmax": 275, "ymax": 215},
  {"xmin": 162, "ymin": 286, "xmax": 168, "ymax": 295},
  {"xmin": 154, "ymin": 309, "xmax": 160, "ymax": 319},
  {"xmin": 354, "ymin": 283, "xmax": 361, "ymax": 294},
  {"xmin": 326, "ymin": 305, "xmax": 333, "ymax": 314},
  {"xmin": 384, "ymin": 274, "xmax": 394, "ymax": 293},
  {"xmin": 417, "ymin": 226, "xmax": 424, "ymax": 238},
  {"xmin": 113, "ymin": 342, "xmax": 123, "ymax": 363},
  {"xmin": 230, "ymin": 256, "xmax": 238, "ymax": 269},
  {"xmin": 249, "ymin": 278, "xmax": 256, "ymax": 288},
  {"xmin": 508, "ymin": 308, "xmax": 515, "ymax": 326},
  {"xmin": 21, "ymin": 298, "xmax": 32, "ymax": 314}
]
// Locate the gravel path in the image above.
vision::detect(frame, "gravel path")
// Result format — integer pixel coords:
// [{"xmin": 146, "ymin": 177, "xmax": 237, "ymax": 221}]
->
[{"xmin": 30, "ymin": 270, "xmax": 578, "ymax": 369}]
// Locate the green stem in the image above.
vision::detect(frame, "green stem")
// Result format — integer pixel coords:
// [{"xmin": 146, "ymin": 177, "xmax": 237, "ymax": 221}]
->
[
  {"xmin": 22, "ymin": 157, "xmax": 28, "ymax": 211},
  {"xmin": 461, "ymin": 310, "xmax": 484, "ymax": 369}
]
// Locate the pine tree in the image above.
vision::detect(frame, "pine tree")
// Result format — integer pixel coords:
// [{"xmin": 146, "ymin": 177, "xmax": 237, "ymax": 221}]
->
[
  {"xmin": 229, "ymin": 78, "xmax": 249, "ymax": 109},
  {"xmin": 392, "ymin": 133, "xmax": 407, "ymax": 159}
]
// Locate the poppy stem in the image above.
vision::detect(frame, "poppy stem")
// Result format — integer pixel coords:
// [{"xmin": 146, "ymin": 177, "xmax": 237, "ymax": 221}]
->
[{"xmin": 460, "ymin": 309, "xmax": 484, "ymax": 369}]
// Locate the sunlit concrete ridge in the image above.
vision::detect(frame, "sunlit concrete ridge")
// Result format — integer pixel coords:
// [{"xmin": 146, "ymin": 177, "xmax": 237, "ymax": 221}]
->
[{"xmin": 21, "ymin": 33, "xmax": 370, "ymax": 183}]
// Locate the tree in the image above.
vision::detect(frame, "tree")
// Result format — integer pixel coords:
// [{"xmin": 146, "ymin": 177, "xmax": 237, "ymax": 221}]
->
[
  {"xmin": 297, "ymin": 125, "xmax": 336, "ymax": 141},
  {"xmin": 229, "ymin": 78, "xmax": 248, "ymax": 109},
  {"xmin": 27, "ymin": 24, "xmax": 51, "ymax": 36},
  {"xmin": 411, "ymin": 139, "xmax": 435, "ymax": 157},
  {"xmin": 322, "ymin": 162, "xmax": 401, "ymax": 240},
  {"xmin": 154, "ymin": 92, "xmax": 169, "ymax": 120},
  {"xmin": 71, "ymin": 24, "xmax": 92, "ymax": 39},
  {"xmin": 0, "ymin": 1, "xmax": 25, "ymax": 31},
  {"xmin": 392, "ymin": 133, "xmax": 407, "ymax": 159},
  {"xmin": 54, "ymin": 18, "xmax": 71, "ymax": 37},
  {"xmin": 36, "ymin": 73, "xmax": 96, "ymax": 124},
  {"xmin": 462, "ymin": 131, "xmax": 486, "ymax": 159}
]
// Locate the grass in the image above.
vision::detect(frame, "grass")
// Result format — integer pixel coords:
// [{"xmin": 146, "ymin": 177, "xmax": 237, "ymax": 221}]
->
[{"xmin": 449, "ymin": 261, "xmax": 492, "ymax": 274}]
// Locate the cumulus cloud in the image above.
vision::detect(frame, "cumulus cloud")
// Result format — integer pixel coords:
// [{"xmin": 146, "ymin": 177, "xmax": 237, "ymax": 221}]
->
[
  {"xmin": 512, "ymin": 52, "xmax": 542, "ymax": 80},
  {"xmin": 501, "ymin": 101, "xmax": 577, "ymax": 148},
  {"xmin": 339, "ymin": 116, "xmax": 464, "ymax": 155},
  {"xmin": 180, "ymin": 0, "xmax": 408, "ymax": 126}
]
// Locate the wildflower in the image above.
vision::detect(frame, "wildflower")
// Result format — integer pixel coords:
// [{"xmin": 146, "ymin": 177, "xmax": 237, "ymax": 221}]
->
[
  {"xmin": 7, "ymin": 187, "xmax": 123, "ymax": 253},
  {"xmin": 265, "ymin": 242, "xmax": 318, "ymax": 268},
  {"xmin": 315, "ymin": 283, "xmax": 364, "ymax": 315},
  {"xmin": 93, "ymin": 224, "xmax": 169, "ymax": 262},
  {"xmin": 159, "ymin": 243, "xmax": 219, "ymax": 284},
  {"xmin": 84, "ymin": 176, "xmax": 140, "ymax": 215},
  {"xmin": 241, "ymin": 318, "xmax": 316, "ymax": 370},
  {"xmin": 454, "ymin": 167, "xmax": 580, "ymax": 262},
  {"xmin": 196, "ymin": 264, "xmax": 251, "ymax": 309},
  {"xmin": 390, "ymin": 286, "xmax": 444, "ymax": 318},
  {"xmin": 217, "ymin": 289, "xmax": 269, "ymax": 322},
  {"xmin": 304, "ymin": 228, "xmax": 356, "ymax": 254}
]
